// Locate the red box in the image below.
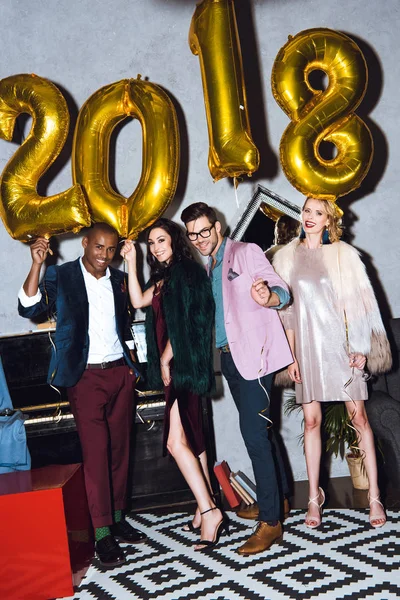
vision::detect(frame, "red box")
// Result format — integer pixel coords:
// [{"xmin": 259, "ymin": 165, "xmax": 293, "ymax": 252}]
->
[{"xmin": 0, "ymin": 463, "xmax": 94, "ymax": 600}]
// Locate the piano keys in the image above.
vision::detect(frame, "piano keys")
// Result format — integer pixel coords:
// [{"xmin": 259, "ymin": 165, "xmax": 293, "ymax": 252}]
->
[
  {"xmin": 20, "ymin": 394, "xmax": 167, "ymax": 436},
  {"xmin": 0, "ymin": 328, "xmax": 217, "ymax": 508},
  {"xmin": 0, "ymin": 329, "xmax": 166, "ymax": 453}
]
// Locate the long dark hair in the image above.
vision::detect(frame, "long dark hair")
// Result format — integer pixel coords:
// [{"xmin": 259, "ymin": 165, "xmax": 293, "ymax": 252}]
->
[
  {"xmin": 146, "ymin": 218, "xmax": 194, "ymax": 284},
  {"xmin": 274, "ymin": 215, "xmax": 300, "ymax": 245}
]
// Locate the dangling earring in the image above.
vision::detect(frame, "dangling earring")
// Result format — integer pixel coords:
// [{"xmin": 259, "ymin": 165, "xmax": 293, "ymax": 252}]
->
[
  {"xmin": 322, "ymin": 227, "xmax": 330, "ymax": 244},
  {"xmin": 299, "ymin": 227, "xmax": 306, "ymax": 239}
]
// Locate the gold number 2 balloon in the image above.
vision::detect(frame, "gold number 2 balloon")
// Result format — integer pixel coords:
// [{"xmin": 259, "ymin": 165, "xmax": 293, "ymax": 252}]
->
[
  {"xmin": 0, "ymin": 74, "xmax": 90, "ymax": 241},
  {"xmin": 271, "ymin": 28, "xmax": 374, "ymax": 201},
  {"xmin": 189, "ymin": 0, "xmax": 259, "ymax": 182},
  {"xmin": 72, "ymin": 77, "xmax": 180, "ymax": 239}
]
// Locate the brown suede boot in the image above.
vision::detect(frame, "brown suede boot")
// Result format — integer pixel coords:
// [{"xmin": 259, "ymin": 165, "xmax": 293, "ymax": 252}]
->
[
  {"xmin": 237, "ymin": 521, "xmax": 283, "ymax": 556},
  {"xmin": 237, "ymin": 499, "xmax": 290, "ymax": 521}
]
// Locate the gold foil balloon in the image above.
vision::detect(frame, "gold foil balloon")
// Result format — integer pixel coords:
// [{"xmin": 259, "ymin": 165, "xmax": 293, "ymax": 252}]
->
[
  {"xmin": 72, "ymin": 77, "xmax": 180, "ymax": 239},
  {"xmin": 189, "ymin": 0, "xmax": 259, "ymax": 181},
  {"xmin": 271, "ymin": 28, "xmax": 373, "ymax": 203},
  {"xmin": 0, "ymin": 74, "xmax": 90, "ymax": 241}
]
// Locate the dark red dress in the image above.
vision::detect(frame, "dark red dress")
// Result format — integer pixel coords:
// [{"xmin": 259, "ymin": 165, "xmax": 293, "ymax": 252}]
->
[{"xmin": 152, "ymin": 288, "xmax": 206, "ymax": 458}]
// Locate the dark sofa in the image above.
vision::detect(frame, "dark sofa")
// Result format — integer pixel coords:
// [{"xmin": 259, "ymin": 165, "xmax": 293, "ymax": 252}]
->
[{"xmin": 366, "ymin": 318, "xmax": 400, "ymax": 489}]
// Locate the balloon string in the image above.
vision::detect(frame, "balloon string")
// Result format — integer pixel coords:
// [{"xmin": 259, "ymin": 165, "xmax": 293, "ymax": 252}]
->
[
  {"xmin": 42, "ymin": 277, "xmax": 62, "ymax": 419},
  {"xmin": 340, "ymin": 248, "xmax": 363, "ymax": 458},
  {"xmin": 233, "ymin": 177, "xmax": 240, "ymax": 209},
  {"xmin": 257, "ymin": 339, "xmax": 273, "ymax": 429},
  {"xmin": 343, "ymin": 370, "xmax": 364, "ymax": 459},
  {"xmin": 48, "ymin": 333, "xmax": 62, "ymax": 422},
  {"xmin": 122, "ymin": 254, "xmax": 132, "ymax": 322},
  {"xmin": 122, "ymin": 250, "xmax": 141, "ymax": 384}
]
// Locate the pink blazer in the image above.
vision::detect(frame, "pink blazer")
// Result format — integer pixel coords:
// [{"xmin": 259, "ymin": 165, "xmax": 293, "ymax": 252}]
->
[{"xmin": 214, "ymin": 238, "xmax": 293, "ymax": 380}]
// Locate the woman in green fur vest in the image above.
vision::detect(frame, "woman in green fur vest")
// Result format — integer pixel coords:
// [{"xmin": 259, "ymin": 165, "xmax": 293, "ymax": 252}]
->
[{"xmin": 121, "ymin": 219, "xmax": 228, "ymax": 551}]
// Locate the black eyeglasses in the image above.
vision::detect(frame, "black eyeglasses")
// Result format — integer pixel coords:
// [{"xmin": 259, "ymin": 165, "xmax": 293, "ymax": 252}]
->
[{"xmin": 186, "ymin": 224, "xmax": 215, "ymax": 242}]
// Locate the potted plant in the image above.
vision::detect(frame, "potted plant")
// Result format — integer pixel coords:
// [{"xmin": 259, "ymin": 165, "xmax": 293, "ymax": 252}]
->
[
  {"xmin": 284, "ymin": 395, "xmax": 369, "ymax": 489},
  {"xmin": 323, "ymin": 402, "xmax": 369, "ymax": 490}
]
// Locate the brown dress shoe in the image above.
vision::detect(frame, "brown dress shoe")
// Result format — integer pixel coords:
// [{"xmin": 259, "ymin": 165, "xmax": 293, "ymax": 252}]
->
[
  {"xmin": 236, "ymin": 499, "xmax": 290, "ymax": 521},
  {"xmin": 237, "ymin": 521, "xmax": 283, "ymax": 556},
  {"xmin": 236, "ymin": 502, "xmax": 259, "ymax": 520}
]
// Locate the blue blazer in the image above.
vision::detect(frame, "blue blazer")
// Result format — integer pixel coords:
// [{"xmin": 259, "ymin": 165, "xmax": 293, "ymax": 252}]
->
[{"xmin": 18, "ymin": 259, "xmax": 140, "ymax": 387}]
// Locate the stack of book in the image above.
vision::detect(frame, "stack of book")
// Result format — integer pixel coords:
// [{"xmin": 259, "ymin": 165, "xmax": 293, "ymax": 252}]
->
[
  {"xmin": 213, "ymin": 461, "xmax": 241, "ymax": 508},
  {"xmin": 230, "ymin": 471, "xmax": 257, "ymax": 506},
  {"xmin": 213, "ymin": 461, "xmax": 258, "ymax": 509}
]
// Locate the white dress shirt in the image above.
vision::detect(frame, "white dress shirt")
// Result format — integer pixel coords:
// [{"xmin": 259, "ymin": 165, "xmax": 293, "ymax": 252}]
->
[
  {"xmin": 79, "ymin": 258, "xmax": 126, "ymax": 363},
  {"xmin": 18, "ymin": 258, "xmax": 134, "ymax": 364}
]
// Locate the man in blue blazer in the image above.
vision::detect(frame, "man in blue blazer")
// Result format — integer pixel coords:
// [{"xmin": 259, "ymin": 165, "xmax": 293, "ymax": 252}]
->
[{"xmin": 18, "ymin": 223, "xmax": 145, "ymax": 568}]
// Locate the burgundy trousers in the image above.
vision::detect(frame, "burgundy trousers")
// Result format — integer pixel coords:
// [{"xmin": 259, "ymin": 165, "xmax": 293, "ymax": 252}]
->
[{"xmin": 67, "ymin": 365, "xmax": 135, "ymax": 528}]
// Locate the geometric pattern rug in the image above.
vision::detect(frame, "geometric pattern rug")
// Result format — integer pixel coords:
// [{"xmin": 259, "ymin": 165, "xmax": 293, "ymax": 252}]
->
[{"xmin": 67, "ymin": 509, "xmax": 400, "ymax": 600}]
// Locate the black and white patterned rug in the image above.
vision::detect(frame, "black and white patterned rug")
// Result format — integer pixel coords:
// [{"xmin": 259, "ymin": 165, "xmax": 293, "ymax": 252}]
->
[{"xmin": 68, "ymin": 509, "xmax": 400, "ymax": 600}]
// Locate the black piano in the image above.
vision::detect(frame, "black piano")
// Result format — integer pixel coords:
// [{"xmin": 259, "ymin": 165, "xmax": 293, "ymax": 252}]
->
[{"xmin": 0, "ymin": 329, "xmax": 218, "ymax": 509}]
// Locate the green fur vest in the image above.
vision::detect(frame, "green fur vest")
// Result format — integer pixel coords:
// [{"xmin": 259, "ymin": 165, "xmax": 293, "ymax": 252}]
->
[{"xmin": 145, "ymin": 258, "xmax": 215, "ymax": 394}]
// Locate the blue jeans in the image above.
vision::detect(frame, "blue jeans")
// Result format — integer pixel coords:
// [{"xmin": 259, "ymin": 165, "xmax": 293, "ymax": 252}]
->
[{"xmin": 221, "ymin": 351, "xmax": 289, "ymax": 522}]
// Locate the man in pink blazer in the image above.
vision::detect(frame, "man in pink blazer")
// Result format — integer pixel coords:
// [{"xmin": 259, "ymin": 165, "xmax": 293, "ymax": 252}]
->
[{"xmin": 181, "ymin": 202, "xmax": 293, "ymax": 556}]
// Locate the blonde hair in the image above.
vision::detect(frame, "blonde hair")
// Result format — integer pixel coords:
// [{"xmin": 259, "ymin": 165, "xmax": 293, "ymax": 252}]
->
[{"xmin": 303, "ymin": 197, "xmax": 343, "ymax": 243}]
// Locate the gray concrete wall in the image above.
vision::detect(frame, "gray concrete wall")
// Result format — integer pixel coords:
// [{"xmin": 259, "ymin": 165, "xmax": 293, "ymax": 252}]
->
[{"xmin": 0, "ymin": 0, "xmax": 398, "ymax": 482}]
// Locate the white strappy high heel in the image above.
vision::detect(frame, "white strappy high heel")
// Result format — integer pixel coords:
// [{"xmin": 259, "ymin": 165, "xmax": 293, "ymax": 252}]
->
[
  {"xmin": 305, "ymin": 487, "xmax": 325, "ymax": 529},
  {"xmin": 368, "ymin": 494, "xmax": 386, "ymax": 528}
]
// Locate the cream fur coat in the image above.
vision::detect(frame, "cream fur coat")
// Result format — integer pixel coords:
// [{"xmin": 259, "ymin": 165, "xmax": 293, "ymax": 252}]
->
[{"xmin": 273, "ymin": 239, "xmax": 392, "ymax": 375}]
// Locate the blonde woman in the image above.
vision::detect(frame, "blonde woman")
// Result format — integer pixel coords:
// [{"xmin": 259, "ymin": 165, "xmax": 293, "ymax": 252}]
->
[{"xmin": 273, "ymin": 198, "xmax": 391, "ymax": 529}]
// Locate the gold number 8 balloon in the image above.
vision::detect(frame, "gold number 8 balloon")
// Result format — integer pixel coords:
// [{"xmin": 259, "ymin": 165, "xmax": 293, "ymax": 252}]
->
[
  {"xmin": 72, "ymin": 76, "xmax": 180, "ymax": 239},
  {"xmin": 0, "ymin": 73, "xmax": 90, "ymax": 241},
  {"xmin": 271, "ymin": 28, "xmax": 374, "ymax": 205}
]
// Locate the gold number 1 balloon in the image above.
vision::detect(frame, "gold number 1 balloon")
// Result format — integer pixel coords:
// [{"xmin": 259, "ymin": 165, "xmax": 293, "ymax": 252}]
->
[
  {"xmin": 0, "ymin": 74, "xmax": 90, "ymax": 241},
  {"xmin": 72, "ymin": 77, "xmax": 180, "ymax": 239},
  {"xmin": 189, "ymin": 0, "xmax": 259, "ymax": 181},
  {"xmin": 271, "ymin": 28, "xmax": 374, "ymax": 201}
]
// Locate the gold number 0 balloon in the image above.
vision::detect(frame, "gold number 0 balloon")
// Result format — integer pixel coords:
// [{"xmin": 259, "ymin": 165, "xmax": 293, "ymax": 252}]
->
[
  {"xmin": 271, "ymin": 29, "xmax": 374, "ymax": 201},
  {"xmin": 72, "ymin": 77, "xmax": 180, "ymax": 239},
  {"xmin": 189, "ymin": 0, "xmax": 259, "ymax": 182},
  {"xmin": 0, "ymin": 74, "xmax": 90, "ymax": 241}
]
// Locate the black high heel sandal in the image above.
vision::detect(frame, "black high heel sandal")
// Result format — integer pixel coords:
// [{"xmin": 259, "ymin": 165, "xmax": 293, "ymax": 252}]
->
[
  {"xmin": 182, "ymin": 494, "xmax": 220, "ymax": 534},
  {"xmin": 182, "ymin": 520, "xmax": 201, "ymax": 534},
  {"xmin": 194, "ymin": 507, "xmax": 230, "ymax": 551}
]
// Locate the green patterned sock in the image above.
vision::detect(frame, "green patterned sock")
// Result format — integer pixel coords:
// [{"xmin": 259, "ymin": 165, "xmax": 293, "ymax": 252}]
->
[
  {"xmin": 95, "ymin": 526, "xmax": 111, "ymax": 542},
  {"xmin": 114, "ymin": 510, "xmax": 123, "ymax": 523}
]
